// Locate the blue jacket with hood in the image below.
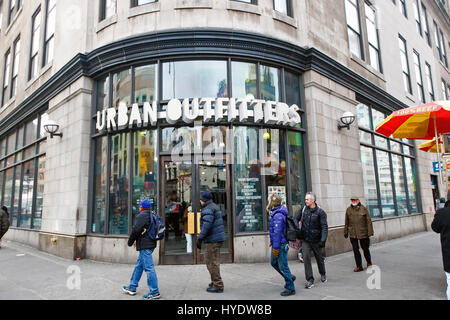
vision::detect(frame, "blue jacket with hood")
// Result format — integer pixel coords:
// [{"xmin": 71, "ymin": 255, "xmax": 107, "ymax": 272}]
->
[{"xmin": 269, "ymin": 205, "xmax": 288, "ymax": 250}]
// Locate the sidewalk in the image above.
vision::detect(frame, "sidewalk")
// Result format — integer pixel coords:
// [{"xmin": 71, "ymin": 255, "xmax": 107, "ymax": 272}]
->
[{"xmin": 0, "ymin": 231, "xmax": 447, "ymax": 300}]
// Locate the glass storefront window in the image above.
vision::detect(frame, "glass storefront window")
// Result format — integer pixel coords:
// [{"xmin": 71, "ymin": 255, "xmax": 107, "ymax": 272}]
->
[
  {"xmin": 404, "ymin": 157, "xmax": 418, "ymax": 213},
  {"xmin": 132, "ymin": 130, "xmax": 157, "ymax": 226},
  {"xmin": 392, "ymin": 155, "xmax": 408, "ymax": 215},
  {"xmin": 288, "ymin": 131, "xmax": 307, "ymax": 214},
  {"xmin": 33, "ymin": 155, "xmax": 45, "ymax": 229},
  {"xmin": 25, "ymin": 118, "xmax": 38, "ymax": 146},
  {"xmin": 97, "ymin": 75, "xmax": 110, "ymax": 111},
  {"xmin": 161, "ymin": 127, "xmax": 198, "ymax": 153},
  {"xmin": 260, "ymin": 65, "xmax": 281, "ymax": 101},
  {"xmin": 390, "ymin": 141, "xmax": 402, "ymax": 153},
  {"xmin": 163, "ymin": 60, "xmax": 228, "ymax": 100},
  {"xmin": 6, "ymin": 132, "xmax": 16, "ymax": 155},
  {"xmin": 0, "ymin": 139, "xmax": 5, "ymax": 158},
  {"xmin": 17, "ymin": 126, "xmax": 24, "ymax": 150},
  {"xmin": 376, "ymin": 150, "xmax": 395, "ymax": 217},
  {"xmin": 234, "ymin": 126, "xmax": 263, "ymax": 233},
  {"xmin": 360, "ymin": 146, "xmax": 380, "ymax": 218},
  {"xmin": 374, "ymin": 135, "xmax": 388, "ymax": 149},
  {"xmin": 12, "ymin": 165, "xmax": 22, "ymax": 227},
  {"xmin": 92, "ymin": 136, "xmax": 107, "ymax": 234},
  {"xmin": 19, "ymin": 161, "xmax": 35, "ymax": 228},
  {"xmin": 135, "ymin": 64, "xmax": 157, "ymax": 103},
  {"xmin": 359, "ymin": 130, "xmax": 372, "ymax": 144},
  {"xmin": 357, "ymin": 103, "xmax": 371, "ymax": 129},
  {"xmin": 285, "ymin": 71, "xmax": 301, "ymax": 106},
  {"xmin": 113, "ymin": 69, "xmax": 132, "ymax": 107},
  {"xmin": 371, "ymin": 109, "xmax": 385, "ymax": 131},
  {"xmin": 262, "ymin": 129, "xmax": 287, "ymax": 226},
  {"xmin": 0, "ymin": 171, "xmax": 3, "ymax": 206},
  {"xmin": 231, "ymin": 61, "xmax": 257, "ymax": 99},
  {"xmin": 4, "ymin": 168, "xmax": 14, "ymax": 225},
  {"xmin": 39, "ymin": 113, "xmax": 49, "ymax": 139},
  {"xmin": 109, "ymin": 133, "xmax": 130, "ymax": 234}
]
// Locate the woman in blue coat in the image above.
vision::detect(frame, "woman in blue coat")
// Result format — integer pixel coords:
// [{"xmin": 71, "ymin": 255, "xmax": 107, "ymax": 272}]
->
[{"xmin": 268, "ymin": 194, "xmax": 296, "ymax": 296}]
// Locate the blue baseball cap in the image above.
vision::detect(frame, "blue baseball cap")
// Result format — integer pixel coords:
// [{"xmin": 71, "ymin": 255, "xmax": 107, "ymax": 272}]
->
[
  {"xmin": 200, "ymin": 191, "xmax": 212, "ymax": 202},
  {"xmin": 139, "ymin": 199, "xmax": 152, "ymax": 209}
]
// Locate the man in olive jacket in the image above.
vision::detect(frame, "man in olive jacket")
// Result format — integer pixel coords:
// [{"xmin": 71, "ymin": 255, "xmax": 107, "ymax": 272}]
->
[
  {"xmin": 0, "ymin": 206, "xmax": 10, "ymax": 248},
  {"xmin": 431, "ymin": 200, "xmax": 450, "ymax": 300},
  {"xmin": 344, "ymin": 196, "xmax": 374, "ymax": 272}
]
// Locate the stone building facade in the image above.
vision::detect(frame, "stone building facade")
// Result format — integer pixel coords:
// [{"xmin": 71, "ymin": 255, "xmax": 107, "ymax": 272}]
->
[{"xmin": 0, "ymin": 0, "xmax": 449, "ymax": 264}]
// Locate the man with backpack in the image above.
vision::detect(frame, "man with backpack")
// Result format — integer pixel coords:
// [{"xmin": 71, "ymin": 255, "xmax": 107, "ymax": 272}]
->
[
  {"xmin": 294, "ymin": 192, "xmax": 328, "ymax": 289},
  {"xmin": 197, "ymin": 191, "xmax": 226, "ymax": 293},
  {"xmin": 123, "ymin": 199, "xmax": 162, "ymax": 300}
]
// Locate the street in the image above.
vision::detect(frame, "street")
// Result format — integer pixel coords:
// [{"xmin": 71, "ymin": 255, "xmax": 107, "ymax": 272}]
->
[{"xmin": 0, "ymin": 231, "xmax": 447, "ymax": 300}]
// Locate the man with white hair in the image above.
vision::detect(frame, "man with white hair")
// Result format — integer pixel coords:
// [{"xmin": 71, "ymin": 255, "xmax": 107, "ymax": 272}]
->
[{"xmin": 294, "ymin": 192, "xmax": 328, "ymax": 289}]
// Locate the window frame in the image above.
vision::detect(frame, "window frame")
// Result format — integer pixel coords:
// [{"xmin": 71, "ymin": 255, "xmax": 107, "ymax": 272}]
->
[
  {"xmin": 10, "ymin": 35, "xmax": 20, "ymax": 99},
  {"xmin": 42, "ymin": 0, "xmax": 56, "ymax": 67},
  {"xmin": 29, "ymin": 6, "xmax": 41, "ymax": 81},
  {"xmin": 399, "ymin": 35, "xmax": 412, "ymax": 95},
  {"xmin": 413, "ymin": 50, "xmax": 425, "ymax": 103},
  {"xmin": 99, "ymin": 0, "xmax": 117, "ymax": 22},
  {"xmin": 1, "ymin": 48, "xmax": 11, "ymax": 106},
  {"xmin": 424, "ymin": 62, "xmax": 435, "ymax": 101},
  {"xmin": 421, "ymin": 2, "xmax": 431, "ymax": 47},
  {"xmin": 345, "ymin": 0, "xmax": 364, "ymax": 60},
  {"xmin": 399, "ymin": 0, "xmax": 407, "ymax": 18},
  {"xmin": 273, "ymin": 0, "xmax": 293, "ymax": 18},
  {"xmin": 412, "ymin": 0, "xmax": 423, "ymax": 36},
  {"xmin": 364, "ymin": 1, "xmax": 382, "ymax": 73},
  {"xmin": 130, "ymin": 0, "xmax": 157, "ymax": 7}
]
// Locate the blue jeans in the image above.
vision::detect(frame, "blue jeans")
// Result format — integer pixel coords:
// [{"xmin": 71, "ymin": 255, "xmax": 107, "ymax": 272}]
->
[
  {"xmin": 129, "ymin": 249, "xmax": 159, "ymax": 294},
  {"xmin": 271, "ymin": 242, "xmax": 295, "ymax": 291}
]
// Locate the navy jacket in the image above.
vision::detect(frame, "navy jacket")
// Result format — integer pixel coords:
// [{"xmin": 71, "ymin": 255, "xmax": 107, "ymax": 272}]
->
[
  {"xmin": 198, "ymin": 200, "xmax": 226, "ymax": 243},
  {"xmin": 294, "ymin": 205, "xmax": 328, "ymax": 244},
  {"xmin": 269, "ymin": 205, "xmax": 288, "ymax": 250},
  {"xmin": 127, "ymin": 210, "xmax": 157, "ymax": 251},
  {"xmin": 431, "ymin": 206, "xmax": 450, "ymax": 272}
]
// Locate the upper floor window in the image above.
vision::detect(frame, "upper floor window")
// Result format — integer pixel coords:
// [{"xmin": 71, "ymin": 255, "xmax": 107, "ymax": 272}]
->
[
  {"xmin": 413, "ymin": 50, "xmax": 424, "ymax": 103},
  {"xmin": 365, "ymin": 3, "xmax": 382, "ymax": 72},
  {"xmin": 131, "ymin": 0, "xmax": 156, "ymax": 6},
  {"xmin": 412, "ymin": 0, "xmax": 422, "ymax": 36},
  {"xmin": 345, "ymin": 0, "xmax": 363, "ymax": 59},
  {"xmin": 10, "ymin": 36, "xmax": 20, "ymax": 99},
  {"xmin": 0, "ymin": 1, "xmax": 3, "ymax": 30},
  {"xmin": 399, "ymin": 0, "xmax": 407, "ymax": 17},
  {"xmin": 29, "ymin": 8, "xmax": 41, "ymax": 80},
  {"xmin": 434, "ymin": 21, "xmax": 443, "ymax": 61},
  {"xmin": 1, "ymin": 49, "xmax": 11, "ymax": 106},
  {"xmin": 421, "ymin": 3, "xmax": 431, "ymax": 46},
  {"xmin": 424, "ymin": 62, "xmax": 435, "ymax": 101},
  {"xmin": 7, "ymin": 0, "xmax": 21, "ymax": 25},
  {"xmin": 100, "ymin": 0, "xmax": 116, "ymax": 21},
  {"xmin": 439, "ymin": 29, "xmax": 448, "ymax": 68},
  {"xmin": 399, "ymin": 35, "xmax": 412, "ymax": 95},
  {"xmin": 442, "ymin": 79, "xmax": 449, "ymax": 100},
  {"xmin": 274, "ymin": 0, "xmax": 293, "ymax": 17},
  {"xmin": 43, "ymin": 0, "xmax": 56, "ymax": 67}
]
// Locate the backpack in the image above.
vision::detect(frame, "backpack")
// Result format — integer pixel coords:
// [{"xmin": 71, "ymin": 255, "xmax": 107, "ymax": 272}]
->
[
  {"xmin": 285, "ymin": 215, "xmax": 299, "ymax": 242},
  {"xmin": 147, "ymin": 211, "xmax": 165, "ymax": 241}
]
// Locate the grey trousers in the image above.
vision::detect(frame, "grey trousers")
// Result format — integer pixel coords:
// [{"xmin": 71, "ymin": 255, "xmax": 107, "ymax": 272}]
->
[{"xmin": 302, "ymin": 240, "xmax": 326, "ymax": 282}]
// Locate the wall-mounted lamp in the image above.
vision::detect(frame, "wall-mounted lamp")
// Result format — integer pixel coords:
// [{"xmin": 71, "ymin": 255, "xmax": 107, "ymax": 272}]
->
[
  {"xmin": 43, "ymin": 120, "xmax": 63, "ymax": 138},
  {"xmin": 338, "ymin": 111, "xmax": 356, "ymax": 130}
]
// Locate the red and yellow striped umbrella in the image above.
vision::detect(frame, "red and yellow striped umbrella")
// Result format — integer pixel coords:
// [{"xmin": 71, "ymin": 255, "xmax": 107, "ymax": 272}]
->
[
  {"xmin": 418, "ymin": 137, "xmax": 443, "ymax": 153},
  {"xmin": 375, "ymin": 101, "xmax": 450, "ymax": 139}
]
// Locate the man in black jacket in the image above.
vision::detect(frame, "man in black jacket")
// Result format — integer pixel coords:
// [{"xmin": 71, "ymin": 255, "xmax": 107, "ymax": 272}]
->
[
  {"xmin": 294, "ymin": 192, "xmax": 328, "ymax": 289},
  {"xmin": 431, "ymin": 200, "xmax": 450, "ymax": 300},
  {"xmin": 197, "ymin": 191, "xmax": 226, "ymax": 293},
  {"xmin": 122, "ymin": 199, "xmax": 160, "ymax": 300}
]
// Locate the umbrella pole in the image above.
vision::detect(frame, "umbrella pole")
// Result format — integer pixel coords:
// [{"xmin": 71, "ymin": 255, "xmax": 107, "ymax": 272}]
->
[{"xmin": 433, "ymin": 112, "xmax": 443, "ymax": 192}]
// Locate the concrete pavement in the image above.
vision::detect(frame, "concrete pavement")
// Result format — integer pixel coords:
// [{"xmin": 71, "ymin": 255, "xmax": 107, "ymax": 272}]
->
[{"xmin": 0, "ymin": 231, "xmax": 447, "ymax": 300}]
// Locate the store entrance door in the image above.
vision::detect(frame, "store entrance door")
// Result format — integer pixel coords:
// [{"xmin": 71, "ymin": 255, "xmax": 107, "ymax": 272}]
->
[{"xmin": 159, "ymin": 154, "xmax": 233, "ymax": 265}]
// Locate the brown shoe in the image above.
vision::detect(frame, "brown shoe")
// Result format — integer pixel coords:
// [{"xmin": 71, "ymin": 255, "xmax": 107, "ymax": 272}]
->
[
  {"xmin": 353, "ymin": 267, "xmax": 364, "ymax": 272},
  {"xmin": 367, "ymin": 263, "xmax": 372, "ymax": 268}
]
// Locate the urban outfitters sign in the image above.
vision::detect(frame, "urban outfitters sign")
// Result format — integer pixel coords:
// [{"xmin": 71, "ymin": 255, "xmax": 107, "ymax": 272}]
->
[{"xmin": 95, "ymin": 97, "xmax": 301, "ymax": 133}]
